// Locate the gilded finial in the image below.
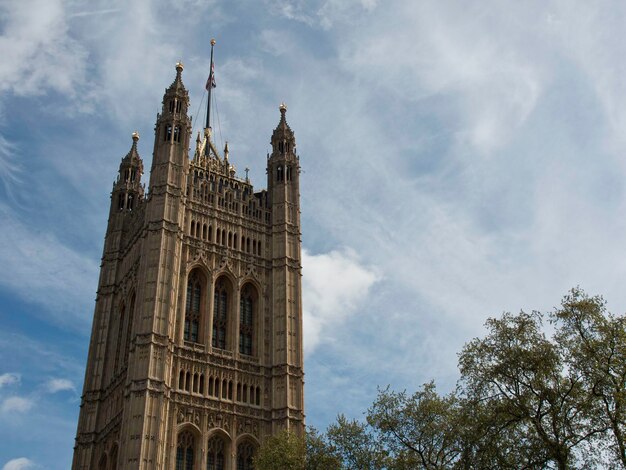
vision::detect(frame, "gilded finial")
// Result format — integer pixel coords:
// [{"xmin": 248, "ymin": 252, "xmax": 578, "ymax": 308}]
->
[
  {"xmin": 175, "ymin": 61, "xmax": 184, "ymax": 72},
  {"xmin": 279, "ymin": 102, "xmax": 287, "ymax": 112},
  {"xmin": 132, "ymin": 131, "xmax": 140, "ymax": 141},
  {"xmin": 211, "ymin": 38, "xmax": 216, "ymax": 46}
]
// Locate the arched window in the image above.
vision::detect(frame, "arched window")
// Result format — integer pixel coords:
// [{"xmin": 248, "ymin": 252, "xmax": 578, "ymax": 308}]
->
[
  {"xmin": 185, "ymin": 271, "xmax": 203, "ymax": 343},
  {"xmin": 276, "ymin": 165, "xmax": 283, "ymax": 181},
  {"xmin": 173, "ymin": 126, "xmax": 181, "ymax": 143},
  {"xmin": 212, "ymin": 278, "xmax": 229, "ymax": 350},
  {"xmin": 109, "ymin": 445, "xmax": 118, "ymax": 470},
  {"xmin": 122, "ymin": 294, "xmax": 135, "ymax": 366},
  {"xmin": 165, "ymin": 124, "xmax": 172, "ymax": 141},
  {"xmin": 176, "ymin": 430, "xmax": 195, "ymax": 470},
  {"xmin": 236, "ymin": 442, "xmax": 255, "ymax": 470},
  {"xmin": 114, "ymin": 303, "xmax": 126, "ymax": 372},
  {"xmin": 207, "ymin": 436, "xmax": 225, "ymax": 470},
  {"xmin": 239, "ymin": 285, "xmax": 254, "ymax": 355}
]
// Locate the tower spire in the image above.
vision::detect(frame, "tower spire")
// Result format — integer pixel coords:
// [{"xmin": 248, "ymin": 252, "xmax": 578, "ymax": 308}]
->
[{"xmin": 204, "ymin": 39, "xmax": 217, "ymax": 158}]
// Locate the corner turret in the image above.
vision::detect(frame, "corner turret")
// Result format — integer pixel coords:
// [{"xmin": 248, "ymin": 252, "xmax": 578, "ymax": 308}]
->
[{"xmin": 112, "ymin": 132, "xmax": 144, "ymax": 213}]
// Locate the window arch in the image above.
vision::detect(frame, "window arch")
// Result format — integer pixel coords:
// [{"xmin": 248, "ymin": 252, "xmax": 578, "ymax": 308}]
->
[
  {"xmin": 185, "ymin": 270, "xmax": 205, "ymax": 343},
  {"xmin": 207, "ymin": 435, "xmax": 226, "ymax": 470},
  {"xmin": 176, "ymin": 430, "xmax": 195, "ymax": 470},
  {"xmin": 212, "ymin": 277, "xmax": 230, "ymax": 350},
  {"xmin": 236, "ymin": 441, "xmax": 255, "ymax": 470},
  {"xmin": 239, "ymin": 284, "xmax": 256, "ymax": 356},
  {"xmin": 109, "ymin": 444, "xmax": 118, "ymax": 470},
  {"xmin": 114, "ymin": 302, "xmax": 126, "ymax": 372},
  {"xmin": 122, "ymin": 293, "xmax": 135, "ymax": 367}
]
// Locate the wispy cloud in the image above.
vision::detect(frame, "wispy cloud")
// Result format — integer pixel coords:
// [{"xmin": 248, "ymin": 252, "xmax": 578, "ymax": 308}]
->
[
  {"xmin": 68, "ymin": 8, "xmax": 120, "ymax": 18},
  {"xmin": 44, "ymin": 379, "xmax": 75, "ymax": 394},
  {"xmin": 0, "ymin": 397, "xmax": 33, "ymax": 414},
  {"xmin": 0, "ymin": 205, "xmax": 98, "ymax": 327},
  {"xmin": 0, "ymin": 0, "xmax": 88, "ymax": 97},
  {"xmin": 0, "ymin": 136, "xmax": 21, "ymax": 201},
  {"xmin": 2, "ymin": 458, "xmax": 37, "ymax": 470},
  {"xmin": 0, "ymin": 374, "xmax": 20, "ymax": 389}
]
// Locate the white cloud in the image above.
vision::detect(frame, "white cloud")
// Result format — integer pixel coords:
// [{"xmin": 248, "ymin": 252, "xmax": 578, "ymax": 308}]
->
[
  {"xmin": 45, "ymin": 379, "xmax": 75, "ymax": 394},
  {"xmin": 1, "ymin": 397, "xmax": 34, "ymax": 414},
  {"xmin": 2, "ymin": 458, "xmax": 36, "ymax": 470},
  {"xmin": 302, "ymin": 248, "xmax": 380, "ymax": 354},
  {"xmin": 0, "ymin": 0, "xmax": 88, "ymax": 97},
  {"xmin": 0, "ymin": 373, "xmax": 20, "ymax": 388},
  {"xmin": 0, "ymin": 135, "xmax": 21, "ymax": 200}
]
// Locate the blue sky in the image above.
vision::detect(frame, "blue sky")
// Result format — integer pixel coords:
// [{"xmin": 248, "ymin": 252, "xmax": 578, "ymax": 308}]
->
[{"xmin": 2, "ymin": 0, "xmax": 626, "ymax": 468}]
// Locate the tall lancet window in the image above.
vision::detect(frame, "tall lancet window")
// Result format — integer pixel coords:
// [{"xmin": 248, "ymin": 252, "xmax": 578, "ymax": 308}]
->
[
  {"xmin": 236, "ymin": 442, "xmax": 255, "ymax": 470},
  {"xmin": 239, "ymin": 285, "xmax": 254, "ymax": 356},
  {"xmin": 207, "ymin": 436, "xmax": 226, "ymax": 470},
  {"xmin": 176, "ymin": 430, "xmax": 195, "ymax": 470},
  {"xmin": 213, "ymin": 278, "xmax": 229, "ymax": 350},
  {"xmin": 185, "ymin": 271, "xmax": 202, "ymax": 343}
]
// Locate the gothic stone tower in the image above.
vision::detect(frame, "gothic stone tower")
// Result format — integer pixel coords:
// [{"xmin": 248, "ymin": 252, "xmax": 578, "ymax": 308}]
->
[{"xmin": 72, "ymin": 63, "xmax": 304, "ymax": 470}]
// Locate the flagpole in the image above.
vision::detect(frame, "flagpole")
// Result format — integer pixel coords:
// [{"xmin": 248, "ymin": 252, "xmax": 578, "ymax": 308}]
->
[{"xmin": 206, "ymin": 38, "xmax": 216, "ymax": 132}]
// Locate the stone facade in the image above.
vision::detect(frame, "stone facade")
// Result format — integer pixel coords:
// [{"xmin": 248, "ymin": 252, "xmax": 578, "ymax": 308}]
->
[{"xmin": 72, "ymin": 63, "xmax": 304, "ymax": 470}]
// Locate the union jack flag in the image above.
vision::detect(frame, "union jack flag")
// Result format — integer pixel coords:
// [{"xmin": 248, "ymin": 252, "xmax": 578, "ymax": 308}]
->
[{"xmin": 205, "ymin": 62, "xmax": 216, "ymax": 90}]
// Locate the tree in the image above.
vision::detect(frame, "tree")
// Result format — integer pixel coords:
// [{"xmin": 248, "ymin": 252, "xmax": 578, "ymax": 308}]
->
[
  {"xmin": 256, "ymin": 289, "xmax": 626, "ymax": 469},
  {"xmin": 553, "ymin": 289, "xmax": 626, "ymax": 467},
  {"xmin": 458, "ymin": 310, "xmax": 603, "ymax": 469},
  {"xmin": 254, "ymin": 430, "xmax": 306, "ymax": 470},
  {"xmin": 368, "ymin": 383, "xmax": 464, "ymax": 469},
  {"xmin": 306, "ymin": 427, "xmax": 343, "ymax": 470},
  {"xmin": 326, "ymin": 415, "xmax": 389, "ymax": 470},
  {"xmin": 254, "ymin": 428, "xmax": 341, "ymax": 470}
]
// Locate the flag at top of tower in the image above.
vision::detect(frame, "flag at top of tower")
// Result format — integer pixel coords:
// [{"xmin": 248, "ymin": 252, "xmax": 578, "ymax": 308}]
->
[{"xmin": 205, "ymin": 62, "xmax": 216, "ymax": 90}]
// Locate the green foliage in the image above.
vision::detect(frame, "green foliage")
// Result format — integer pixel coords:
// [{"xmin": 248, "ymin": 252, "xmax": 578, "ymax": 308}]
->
[
  {"xmin": 306, "ymin": 427, "xmax": 343, "ymax": 470},
  {"xmin": 553, "ymin": 288, "xmax": 626, "ymax": 467},
  {"xmin": 255, "ymin": 289, "xmax": 626, "ymax": 469},
  {"xmin": 253, "ymin": 428, "xmax": 342, "ymax": 470},
  {"xmin": 254, "ymin": 430, "xmax": 305, "ymax": 470},
  {"xmin": 327, "ymin": 415, "xmax": 389, "ymax": 469},
  {"xmin": 368, "ymin": 382, "xmax": 463, "ymax": 469}
]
